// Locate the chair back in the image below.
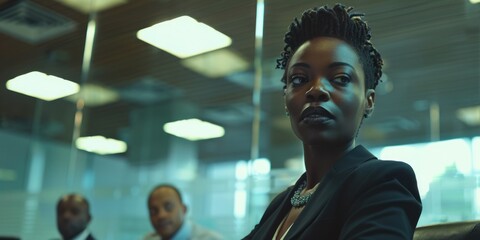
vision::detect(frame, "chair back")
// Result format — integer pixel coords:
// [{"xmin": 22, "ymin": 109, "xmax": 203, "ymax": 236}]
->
[{"xmin": 413, "ymin": 220, "xmax": 480, "ymax": 240}]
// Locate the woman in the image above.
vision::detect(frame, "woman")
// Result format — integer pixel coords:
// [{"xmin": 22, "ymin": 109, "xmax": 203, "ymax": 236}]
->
[{"xmin": 243, "ymin": 4, "xmax": 422, "ymax": 240}]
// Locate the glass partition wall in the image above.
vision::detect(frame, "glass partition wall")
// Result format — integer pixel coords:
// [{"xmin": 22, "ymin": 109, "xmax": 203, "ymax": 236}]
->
[{"xmin": 0, "ymin": 0, "xmax": 479, "ymax": 239}]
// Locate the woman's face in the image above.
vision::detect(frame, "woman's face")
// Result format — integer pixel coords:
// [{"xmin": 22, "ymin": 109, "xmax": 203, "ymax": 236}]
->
[{"xmin": 284, "ymin": 37, "xmax": 374, "ymax": 148}]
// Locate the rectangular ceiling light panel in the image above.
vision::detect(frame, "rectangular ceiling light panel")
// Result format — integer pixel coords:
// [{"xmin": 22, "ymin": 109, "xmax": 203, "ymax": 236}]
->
[
  {"xmin": 55, "ymin": 0, "xmax": 128, "ymax": 13},
  {"xmin": 163, "ymin": 118, "xmax": 225, "ymax": 141},
  {"xmin": 6, "ymin": 71, "xmax": 79, "ymax": 101},
  {"xmin": 181, "ymin": 49, "xmax": 249, "ymax": 78},
  {"xmin": 76, "ymin": 136, "xmax": 127, "ymax": 155},
  {"xmin": 137, "ymin": 16, "xmax": 232, "ymax": 58}
]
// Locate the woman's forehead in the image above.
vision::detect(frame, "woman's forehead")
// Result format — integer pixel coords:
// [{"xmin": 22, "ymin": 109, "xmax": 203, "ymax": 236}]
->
[{"xmin": 289, "ymin": 37, "xmax": 360, "ymax": 67}]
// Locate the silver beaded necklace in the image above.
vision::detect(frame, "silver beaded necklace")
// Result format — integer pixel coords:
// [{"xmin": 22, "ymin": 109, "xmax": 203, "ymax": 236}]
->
[{"xmin": 290, "ymin": 180, "xmax": 315, "ymax": 208}]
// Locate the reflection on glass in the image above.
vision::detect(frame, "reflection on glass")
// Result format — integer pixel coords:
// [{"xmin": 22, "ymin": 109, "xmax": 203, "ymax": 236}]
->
[{"xmin": 0, "ymin": 0, "xmax": 479, "ymax": 239}]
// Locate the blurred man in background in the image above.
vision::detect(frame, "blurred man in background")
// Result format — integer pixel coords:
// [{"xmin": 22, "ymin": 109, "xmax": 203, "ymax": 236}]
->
[
  {"xmin": 56, "ymin": 193, "xmax": 95, "ymax": 240},
  {"xmin": 144, "ymin": 184, "xmax": 223, "ymax": 240}
]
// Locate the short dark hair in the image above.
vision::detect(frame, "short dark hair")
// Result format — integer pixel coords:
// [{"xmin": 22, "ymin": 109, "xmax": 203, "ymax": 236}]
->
[
  {"xmin": 277, "ymin": 3, "xmax": 383, "ymax": 90},
  {"xmin": 148, "ymin": 184, "xmax": 183, "ymax": 203},
  {"xmin": 57, "ymin": 193, "xmax": 91, "ymax": 212}
]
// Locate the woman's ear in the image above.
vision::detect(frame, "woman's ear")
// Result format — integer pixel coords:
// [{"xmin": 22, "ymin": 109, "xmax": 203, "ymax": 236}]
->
[{"xmin": 364, "ymin": 89, "xmax": 375, "ymax": 118}]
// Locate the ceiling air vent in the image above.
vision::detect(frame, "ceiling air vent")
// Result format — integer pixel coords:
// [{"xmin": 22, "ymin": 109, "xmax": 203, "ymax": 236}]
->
[{"xmin": 0, "ymin": 1, "xmax": 76, "ymax": 44}]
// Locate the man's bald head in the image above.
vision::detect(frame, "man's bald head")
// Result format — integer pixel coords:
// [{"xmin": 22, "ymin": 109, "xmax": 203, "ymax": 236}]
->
[{"xmin": 56, "ymin": 193, "xmax": 92, "ymax": 240}]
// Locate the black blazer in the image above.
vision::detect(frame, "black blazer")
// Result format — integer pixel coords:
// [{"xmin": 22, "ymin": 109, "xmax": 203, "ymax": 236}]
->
[{"xmin": 243, "ymin": 145, "xmax": 422, "ymax": 240}]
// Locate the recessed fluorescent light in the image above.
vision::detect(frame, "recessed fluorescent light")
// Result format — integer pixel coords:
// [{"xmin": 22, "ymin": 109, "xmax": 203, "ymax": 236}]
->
[
  {"xmin": 66, "ymin": 83, "xmax": 119, "ymax": 106},
  {"xmin": 6, "ymin": 71, "xmax": 79, "ymax": 101},
  {"xmin": 181, "ymin": 49, "xmax": 249, "ymax": 78},
  {"xmin": 457, "ymin": 105, "xmax": 480, "ymax": 126},
  {"xmin": 163, "ymin": 118, "xmax": 225, "ymax": 141},
  {"xmin": 76, "ymin": 135, "xmax": 127, "ymax": 155},
  {"xmin": 55, "ymin": 0, "xmax": 128, "ymax": 13},
  {"xmin": 137, "ymin": 16, "xmax": 232, "ymax": 58}
]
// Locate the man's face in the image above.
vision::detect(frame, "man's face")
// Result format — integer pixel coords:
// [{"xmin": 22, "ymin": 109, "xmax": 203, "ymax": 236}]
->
[
  {"xmin": 56, "ymin": 195, "xmax": 91, "ymax": 240},
  {"xmin": 148, "ymin": 187, "xmax": 186, "ymax": 240}
]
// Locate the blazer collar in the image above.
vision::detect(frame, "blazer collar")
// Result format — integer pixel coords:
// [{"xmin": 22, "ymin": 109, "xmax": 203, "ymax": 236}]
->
[
  {"xmin": 284, "ymin": 145, "xmax": 377, "ymax": 239},
  {"xmin": 332, "ymin": 145, "xmax": 377, "ymax": 173}
]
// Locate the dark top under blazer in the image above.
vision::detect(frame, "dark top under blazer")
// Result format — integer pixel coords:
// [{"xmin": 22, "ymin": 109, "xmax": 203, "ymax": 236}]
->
[{"xmin": 243, "ymin": 145, "xmax": 422, "ymax": 240}]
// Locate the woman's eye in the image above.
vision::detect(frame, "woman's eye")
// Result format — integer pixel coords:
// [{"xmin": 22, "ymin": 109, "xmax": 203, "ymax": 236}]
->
[
  {"xmin": 332, "ymin": 75, "xmax": 351, "ymax": 86},
  {"xmin": 290, "ymin": 75, "xmax": 307, "ymax": 86}
]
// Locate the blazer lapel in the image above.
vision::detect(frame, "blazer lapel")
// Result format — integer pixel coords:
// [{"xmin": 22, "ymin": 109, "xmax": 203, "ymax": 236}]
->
[
  {"xmin": 251, "ymin": 175, "xmax": 307, "ymax": 239},
  {"xmin": 284, "ymin": 145, "xmax": 377, "ymax": 239}
]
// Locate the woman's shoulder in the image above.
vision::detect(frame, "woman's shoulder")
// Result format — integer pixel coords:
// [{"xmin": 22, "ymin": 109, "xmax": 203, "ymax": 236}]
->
[
  {"xmin": 358, "ymin": 158, "xmax": 415, "ymax": 175},
  {"xmin": 347, "ymin": 158, "xmax": 418, "ymax": 189}
]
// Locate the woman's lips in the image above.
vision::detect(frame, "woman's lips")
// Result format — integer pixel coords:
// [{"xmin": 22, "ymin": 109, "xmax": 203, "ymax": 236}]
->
[{"xmin": 300, "ymin": 107, "xmax": 335, "ymax": 125}]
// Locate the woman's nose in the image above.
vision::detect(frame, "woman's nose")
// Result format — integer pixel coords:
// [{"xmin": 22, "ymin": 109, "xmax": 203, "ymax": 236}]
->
[{"xmin": 305, "ymin": 78, "xmax": 330, "ymax": 102}]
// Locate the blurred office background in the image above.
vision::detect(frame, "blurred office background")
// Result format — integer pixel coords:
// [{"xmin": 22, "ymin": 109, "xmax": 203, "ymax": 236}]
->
[{"xmin": 0, "ymin": 0, "xmax": 479, "ymax": 239}]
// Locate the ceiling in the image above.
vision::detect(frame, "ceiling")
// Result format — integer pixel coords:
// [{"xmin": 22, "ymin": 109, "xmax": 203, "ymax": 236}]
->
[{"xmin": 0, "ymin": 0, "xmax": 479, "ymax": 166}]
